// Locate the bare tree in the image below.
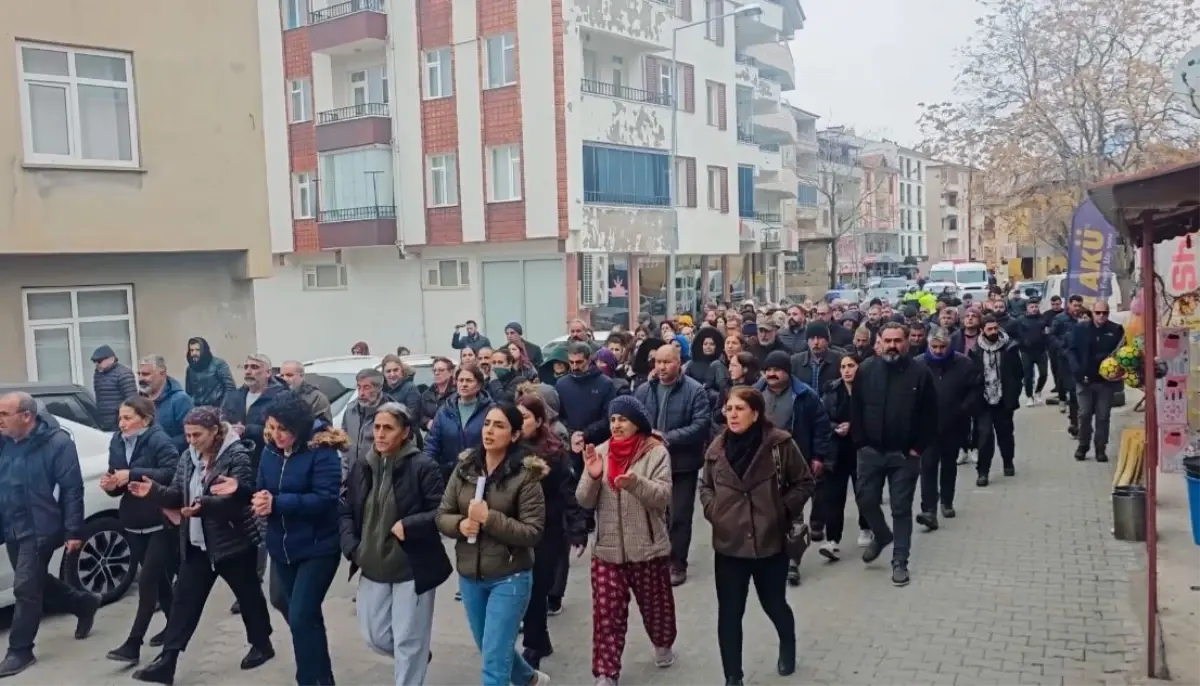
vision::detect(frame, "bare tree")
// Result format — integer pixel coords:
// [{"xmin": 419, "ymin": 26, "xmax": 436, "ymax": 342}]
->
[
  {"xmin": 799, "ymin": 147, "xmax": 889, "ymax": 288},
  {"xmin": 918, "ymin": 0, "xmax": 1200, "ymax": 261}
]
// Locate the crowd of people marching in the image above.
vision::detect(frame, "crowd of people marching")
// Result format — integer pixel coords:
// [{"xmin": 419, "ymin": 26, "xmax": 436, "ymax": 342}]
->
[{"xmin": 0, "ymin": 286, "xmax": 1124, "ymax": 686}]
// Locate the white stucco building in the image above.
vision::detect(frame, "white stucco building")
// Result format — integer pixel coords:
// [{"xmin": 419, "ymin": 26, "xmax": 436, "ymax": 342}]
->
[{"xmin": 863, "ymin": 140, "xmax": 935, "ymax": 266}]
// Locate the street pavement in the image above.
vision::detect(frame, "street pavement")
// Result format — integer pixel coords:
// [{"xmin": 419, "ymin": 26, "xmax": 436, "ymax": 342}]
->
[{"xmin": 0, "ymin": 402, "xmax": 1146, "ymax": 685}]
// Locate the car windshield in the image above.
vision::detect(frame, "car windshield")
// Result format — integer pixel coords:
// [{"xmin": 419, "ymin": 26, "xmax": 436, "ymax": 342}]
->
[
  {"xmin": 880, "ymin": 278, "xmax": 909, "ymax": 288},
  {"xmin": 956, "ymin": 268, "xmax": 987, "ymax": 283},
  {"xmin": 927, "ymin": 268, "xmax": 954, "ymax": 282}
]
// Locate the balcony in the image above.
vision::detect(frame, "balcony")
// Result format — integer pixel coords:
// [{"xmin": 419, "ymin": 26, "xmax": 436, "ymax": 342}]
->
[
  {"xmin": 751, "ymin": 109, "xmax": 798, "ymax": 144},
  {"xmin": 739, "ymin": 220, "xmax": 760, "ymax": 244},
  {"xmin": 756, "ymin": 168, "xmax": 799, "ymax": 198},
  {"xmin": 762, "ymin": 227, "xmax": 782, "ymax": 250},
  {"xmin": 575, "ymin": 0, "xmax": 676, "ymax": 51},
  {"xmin": 309, "ymin": 0, "xmax": 387, "ymax": 56},
  {"xmin": 754, "ymin": 73, "xmax": 781, "ymax": 103},
  {"xmin": 315, "ymin": 104, "xmax": 391, "ymax": 152},
  {"xmin": 734, "ymin": 0, "xmax": 784, "ymax": 46},
  {"xmin": 742, "ymin": 41, "xmax": 795, "ymax": 91},
  {"xmin": 580, "ymin": 79, "xmax": 672, "ymax": 107},
  {"xmin": 316, "ymin": 205, "xmax": 397, "ymax": 249},
  {"xmin": 755, "ymin": 212, "xmax": 782, "ymax": 224},
  {"xmin": 734, "ymin": 61, "xmax": 757, "ymax": 90}
]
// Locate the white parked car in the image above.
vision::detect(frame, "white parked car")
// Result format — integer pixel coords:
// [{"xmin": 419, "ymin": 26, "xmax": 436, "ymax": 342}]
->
[
  {"xmin": 0, "ymin": 417, "xmax": 137, "ymax": 607},
  {"xmin": 302, "ymin": 354, "xmax": 436, "ymax": 427}
]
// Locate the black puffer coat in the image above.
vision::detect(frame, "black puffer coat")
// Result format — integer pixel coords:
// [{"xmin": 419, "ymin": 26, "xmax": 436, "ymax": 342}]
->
[
  {"xmin": 150, "ymin": 428, "xmax": 260, "ymax": 563},
  {"xmin": 93, "ymin": 362, "xmax": 138, "ymax": 432},
  {"xmin": 105, "ymin": 424, "xmax": 180, "ymax": 531},
  {"xmin": 184, "ymin": 337, "xmax": 236, "ymax": 409}
]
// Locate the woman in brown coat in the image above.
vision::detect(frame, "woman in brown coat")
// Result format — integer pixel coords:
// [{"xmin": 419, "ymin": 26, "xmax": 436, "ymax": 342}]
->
[{"xmin": 700, "ymin": 386, "xmax": 815, "ymax": 686}]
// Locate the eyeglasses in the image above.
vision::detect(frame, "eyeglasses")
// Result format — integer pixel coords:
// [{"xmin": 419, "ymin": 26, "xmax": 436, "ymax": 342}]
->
[{"xmin": 1094, "ymin": 310, "xmax": 1110, "ymax": 316}]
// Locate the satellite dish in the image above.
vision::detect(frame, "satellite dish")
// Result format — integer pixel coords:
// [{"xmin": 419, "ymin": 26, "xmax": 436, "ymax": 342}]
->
[{"xmin": 1171, "ymin": 45, "xmax": 1200, "ymax": 119}]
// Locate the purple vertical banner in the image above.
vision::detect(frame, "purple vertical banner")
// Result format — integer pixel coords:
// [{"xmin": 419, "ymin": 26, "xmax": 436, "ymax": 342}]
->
[{"xmin": 1065, "ymin": 198, "xmax": 1117, "ymax": 300}]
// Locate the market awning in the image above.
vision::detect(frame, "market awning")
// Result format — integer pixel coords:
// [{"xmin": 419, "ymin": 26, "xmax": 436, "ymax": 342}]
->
[{"xmin": 1088, "ymin": 160, "xmax": 1200, "ymax": 247}]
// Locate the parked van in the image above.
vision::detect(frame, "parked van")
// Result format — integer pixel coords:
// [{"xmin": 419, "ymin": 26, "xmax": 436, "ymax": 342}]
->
[
  {"xmin": 927, "ymin": 261, "xmax": 990, "ymax": 298},
  {"xmin": 1043, "ymin": 273, "xmax": 1124, "ymax": 311}
]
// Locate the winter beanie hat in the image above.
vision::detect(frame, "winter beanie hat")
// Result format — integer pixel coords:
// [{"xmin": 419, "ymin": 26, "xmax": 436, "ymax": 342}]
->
[{"xmin": 608, "ymin": 395, "xmax": 652, "ymax": 435}]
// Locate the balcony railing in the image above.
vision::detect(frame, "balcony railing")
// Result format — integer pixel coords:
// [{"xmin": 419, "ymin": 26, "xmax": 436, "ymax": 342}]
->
[
  {"xmin": 735, "ymin": 53, "xmax": 757, "ymax": 66},
  {"xmin": 581, "ymin": 79, "xmax": 671, "ymax": 107},
  {"xmin": 318, "ymin": 205, "xmax": 396, "ymax": 223},
  {"xmin": 317, "ymin": 103, "xmax": 390, "ymax": 124},
  {"xmin": 583, "ymin": 190, "xmax": 670, "ymax": 207},
  {"xmin": 755, "ymin": 212, "xmax": 782, "ymax": 223},
  {"xmin": 758, "ymin": 142, "xmax": 781, "ymax": 153},
  {"xmin": 311, "ymin": 0, "xmax": 385, "ymax": 24},
  {"xmin": 737, "ymin": 128, "xmax": 755, "ymax": 144}
]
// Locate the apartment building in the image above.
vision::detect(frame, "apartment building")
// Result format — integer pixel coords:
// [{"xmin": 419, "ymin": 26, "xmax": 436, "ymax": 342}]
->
[
  {"xmin": 863, "ymin": 140, "xmax": 934, "ymax": 267},
  {"xmin": 927, "ymin": 162, "xmax": 973, "ymax": 262},
  {"xmin": 0, "ymin": 0, "xmax": 276, "ymax": 384},
  {"xmin": 255, "ymin": 0, "xmax": 805, "ymax": 358}
]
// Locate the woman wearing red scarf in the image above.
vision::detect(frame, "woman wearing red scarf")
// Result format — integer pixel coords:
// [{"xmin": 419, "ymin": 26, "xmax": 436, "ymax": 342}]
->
[{"xmin": 576, "ymin": 395, "xmax": 676, "ymax": 686}]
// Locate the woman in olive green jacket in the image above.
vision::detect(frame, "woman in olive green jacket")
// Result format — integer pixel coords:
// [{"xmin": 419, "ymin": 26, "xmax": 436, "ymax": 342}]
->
[{"xmin": 436, "ymin": 403, "xmax": 548, "ymax": 686}]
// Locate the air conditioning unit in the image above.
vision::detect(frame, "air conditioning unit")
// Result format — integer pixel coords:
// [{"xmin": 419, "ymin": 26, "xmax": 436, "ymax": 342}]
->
[{"xmin": 579, "ymin": 253, "xmax": 610, "ymax": 308}]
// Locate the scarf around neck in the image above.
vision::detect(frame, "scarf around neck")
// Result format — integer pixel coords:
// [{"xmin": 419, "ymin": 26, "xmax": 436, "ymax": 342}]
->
[
  {"xmin": 606, "ymin": 434, "xmax": 643, "ymax": 490},
  {"xmin": 976, "ymin": 330, "xmax": 1008, "ymax": 405}
]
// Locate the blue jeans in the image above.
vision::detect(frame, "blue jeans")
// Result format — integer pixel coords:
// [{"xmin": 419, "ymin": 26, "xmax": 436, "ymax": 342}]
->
[
  {"xmin": 458, "ymin": 571, "xmax": 536, "ymax": 686},
  {"xmin": 273, "ymin": 554, "xmax": 341, "ymax": 686}
]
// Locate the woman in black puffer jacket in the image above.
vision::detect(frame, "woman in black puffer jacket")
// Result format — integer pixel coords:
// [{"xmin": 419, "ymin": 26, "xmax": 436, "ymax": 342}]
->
[
  {"xmin": 515, "ymin": 394, "xmax": 588, "ymax": 670},
  {"xmin": 101, "ymin": 397, "xmax": 180, "ymax": 664},
  {"xmin": 128, "ymin": 406, "xmax": 275, "ymax": 685},
  {"xmin": 816, "ymin": 354, "xmax": 871, "ymax": 561}
]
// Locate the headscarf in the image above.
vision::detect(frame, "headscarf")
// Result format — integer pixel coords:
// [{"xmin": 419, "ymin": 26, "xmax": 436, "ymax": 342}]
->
[
  {"xmin": 672, "ymin": 334, "xmax": 691, "ymax": 362},
  {"xmin": 593, "ymin": 348, "xmax": 619, "ymax": 378}
]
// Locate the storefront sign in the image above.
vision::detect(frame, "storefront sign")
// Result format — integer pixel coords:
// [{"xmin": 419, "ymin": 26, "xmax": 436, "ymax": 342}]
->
[{"xmin": 1065, "ymin": 198, "xmax": 1117, "ymax": 299}]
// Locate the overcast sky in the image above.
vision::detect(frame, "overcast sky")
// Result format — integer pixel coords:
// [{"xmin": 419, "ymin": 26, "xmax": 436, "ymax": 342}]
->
[{"xmin": 786, "ymin": 0, "xmax": 986, "ymax": 145}]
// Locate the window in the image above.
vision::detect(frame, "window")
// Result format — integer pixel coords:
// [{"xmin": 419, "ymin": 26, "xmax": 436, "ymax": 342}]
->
[
  {"xmin": 424, "ymin": 260, "xmax": 471, "ymax": 289},
  {"xmin": 916, "ymin": 186, "xmax": 923, "ymax": 206},
  {"xmin": 292, "ymin": 172, "xmax": 315, "ymax": 219},
  {"xmin": 706, "ymin": 166, "xmax": 728, "ymax": 213},
  {"xmin": 487, "ymin": 144, "xmax": 522, "ymax": 201},
  {"xmin": 677, "ymin": 0, "xmax": 692, "ymax": 20},
  {"xmin": 22, "ymin": 287, "xmax": 137, "ymax": 385},
  {"xmin": 644, "ymin": 58, "xmax": 691, "ymax": 110},
  {"xmin": 17, "ymin": 42, "xmax": 139, "ymax": 167},
  {"xmin": 658, "ymin": 63, "xmax": 674, "ymax": 102},
  {"xmin": 582, "ymin": 144, "xmax": 670, "ymax": 206},
  {"xmin": 705, "ymin": 81, "xmax": 726, "ymax": 130},
  {"xmin": 737, "ymin": 165, "xmax": 755, "ymax": 218},
  {"xmin": 484, "ymin": 34, "xmax": 516, "ymax": 89},
  {"xmin": 917, "ymin": 210, "xmax": 924, "ymax": 232},
  {"xmin": 423, "ymin": 47, "xmax": 453, "ymax": 98},
  {"xmin": 705, "ymin": 0, "xmax": 725, "ymax": 44},
  {"xmin": 288, "ymin": 78, "xmax": 311, "ymax": 123},
  {"xmin": 426, "ymin": 154, "xmax": 459, "ymax": 207},
  {"xmin": 672, "ymin": 156, "xmax": 696, "ymax": 207},
  {"xmin": 917, "ymin": 236, "xmax": 925, "ymax": 256},
  {"xmin": 282, "ymin": 0, "xmax": 308, "ymax": 28},
  {"xmin": 302, "ymin": 264, "xmax": 348, "ymax": 291},
  {"xmin": 349, "ymin": 71, "xmax": 368, "ymax": 106}
]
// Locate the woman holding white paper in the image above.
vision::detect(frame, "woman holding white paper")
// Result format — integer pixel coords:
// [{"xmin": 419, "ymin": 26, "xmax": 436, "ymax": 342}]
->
[{"xmin": 436, "ymin": 403, "xmax": 549, "ymax": 686}]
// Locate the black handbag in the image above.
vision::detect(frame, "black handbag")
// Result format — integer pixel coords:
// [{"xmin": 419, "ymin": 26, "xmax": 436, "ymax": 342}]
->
[{"xmin": 772, "ymin": 446, "xmax": 810, "ymax": 561}]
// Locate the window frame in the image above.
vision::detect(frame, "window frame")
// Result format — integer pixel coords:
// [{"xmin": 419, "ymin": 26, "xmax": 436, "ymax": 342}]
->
[
  {"xmin": 301, "ymin": 264, "xmax": 348, "ymax": 291},
  {"xmin": 423, "ymin": 47, "xmax": 453, "ymax": 99},
  {"xmin": 288, "ymin": 78, "xmax": 311, "ymax": 123},
  {"xmin": 293, "ymin": 172, "xmax": 315, "ymax": 219},
  {"xmin": 483, "ymin": 34, "xmax": 517, "ymax": 89},
  {"xmin": 426, "ymin": 153, "xmax": 459, "ymax": 208},
  {"xmin": 422, "ymin": 259, "xmax": 471, "ymax": 290},
  {"xmin": 487, "ymin": 144, "xmax": 522, "ymax": 202},
  {"xmin": 282, "ymin": 0, "xmax": 308, "ymax": 29},
  {"xmin": 21, "ymin": 285, "xmax": 138, "ymax": 385},
  {"xmin": 16, "ymin": 41, "xmax": 141, "ymax": 169}
]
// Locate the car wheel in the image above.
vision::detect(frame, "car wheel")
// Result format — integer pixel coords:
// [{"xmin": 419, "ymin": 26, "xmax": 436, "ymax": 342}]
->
[{"xmin": 62, "ymin": 518, "xmax": 137, "ymax": 605}]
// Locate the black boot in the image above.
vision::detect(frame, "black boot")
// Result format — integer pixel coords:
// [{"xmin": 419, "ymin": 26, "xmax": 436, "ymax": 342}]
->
[
  {"xmin": 0, "ymin": 653, "xmax": 36, "ymax": 678},
  {"xmin": 777, "ymin": 640, "xmax": 796, "ymax": 676},
  {"xmin": 75, "ymin": 593, "xmax": 101, "ymax": 639},
  {"xmin": 915, "ymin": 512, "xmax": 939, "ymax": 531},
  {"xmin": 106, "ymin": 638, "xmax": 141, "ymax": 664},
  {"xmin": 148, "ymin": 630, "xmax": 166, "ymax": 648},
  {"xmin": 861, "ymin": 533, "xmax": 893, "ymax": 563},
  {"xmin": 132, "ymin": 651, "xmax": 178, "ymax": 685},
  {"xmin": 786, "ymin": 561, "xmax": 801, "ymax": 586},
  {"xmin": 976, "ymin": 474, "xmax": 989, "ymax": 487},
  {"xmin": 240, "ymin": 645, "xmax": 275, "ymax": 670},
  {"xmin": 725, "ymin": 678, "xmax": 744, "ymax": 686}
]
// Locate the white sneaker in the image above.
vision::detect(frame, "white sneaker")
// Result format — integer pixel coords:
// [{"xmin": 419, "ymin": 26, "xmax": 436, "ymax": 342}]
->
[
  {"xmin": 857, "ymin": 530, "xmax": 874, "ymax": 547},
  {"xmin": 1023, "ymin": 396, "xmax": 1034, "ymax": 407},
  {"xmin": 969, "ymin": 450, "xmax": 978, "ymax": 465},
  {"xmin": 530, "ymin": 670, "xmax": 550, "ymax": 686},
  {"xmin": 818, "ymin": 540, "xmax": 841, "ymax": 561},
  {"xmin": 594, "ymin": 677, "xmax": 617, "ymax": 686},
  {"xmin": 956, "ymin": 450, "xmax": 970, "ymax": 465},
  {"xmin": 654, "ymin": 646, "xmax": 676, "ymax": 668}
]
